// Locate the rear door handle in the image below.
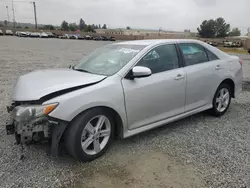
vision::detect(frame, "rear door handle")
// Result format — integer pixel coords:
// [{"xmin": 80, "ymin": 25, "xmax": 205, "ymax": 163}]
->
[
  {"xmin": 215, "ymin": 65, "xmax": 222, "ymax": 70},
  {"xmin": 174, "ymin": 74, "xmax": 185, "ymax": 80}
]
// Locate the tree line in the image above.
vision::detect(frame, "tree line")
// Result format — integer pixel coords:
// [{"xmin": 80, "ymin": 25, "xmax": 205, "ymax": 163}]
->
[
  {"xmin": 60, "ymin": 18, "xmax": 107, "ymax": 32},
  {"xmin": 7, "ymin": 18, "xmax": 108, "ymax": 32},
  {"xmin": 197, "ymin": 17, "xmax": 241, "ymax": 38},
  {"xmin": 1, "ymin": 16, "xmax": 243, "ymax": 37}
]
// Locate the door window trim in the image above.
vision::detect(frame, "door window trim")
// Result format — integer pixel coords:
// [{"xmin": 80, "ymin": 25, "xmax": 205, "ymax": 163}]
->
[{"xmin": 204, "ymin": 48, "xmax": 219, "ymax": 61}]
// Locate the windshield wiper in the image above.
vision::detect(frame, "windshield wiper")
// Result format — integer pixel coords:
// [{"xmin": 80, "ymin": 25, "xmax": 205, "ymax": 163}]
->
[{"xmin": 73, "ymin": 67, "xmax": 93, "ymax": 74}]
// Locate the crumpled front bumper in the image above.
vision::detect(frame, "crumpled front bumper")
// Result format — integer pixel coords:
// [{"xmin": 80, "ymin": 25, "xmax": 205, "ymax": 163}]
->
[
  {"xmin": 6, "ymin": 105, "xmax": 69, "ymax": 156},
  {"xmin": 6, "ymin": 116, "xmax": 50, "ymax": 143}
]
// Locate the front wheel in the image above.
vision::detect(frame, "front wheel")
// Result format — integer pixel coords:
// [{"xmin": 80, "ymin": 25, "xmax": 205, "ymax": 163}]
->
[
  {"xmin": 64, "ymin": 108, "xmax": 114, "ymax": 162},
  {"xmin": 210, "ymin": 84, "xmax": 232, "ymax": 117}
]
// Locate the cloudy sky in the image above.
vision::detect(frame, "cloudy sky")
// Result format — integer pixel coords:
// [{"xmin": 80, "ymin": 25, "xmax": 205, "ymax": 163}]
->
[{"xmin": 1, "ymin": 0, "xmax": 249, "ymax": 33}]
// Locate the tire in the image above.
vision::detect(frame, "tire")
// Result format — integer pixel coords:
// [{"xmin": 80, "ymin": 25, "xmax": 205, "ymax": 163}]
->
[
  {"xmin": 210, "ymin": 83, "xmax": 232, "ymax": 117},
  {"xmin": 64, "ymin": 108, "xmax": 115, "ymax": 162}
]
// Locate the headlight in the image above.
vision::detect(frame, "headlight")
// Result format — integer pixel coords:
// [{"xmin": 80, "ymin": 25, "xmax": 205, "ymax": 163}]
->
[{"xmin": 11, "ymin": 103, "xmax": 58, "ymax": 122}]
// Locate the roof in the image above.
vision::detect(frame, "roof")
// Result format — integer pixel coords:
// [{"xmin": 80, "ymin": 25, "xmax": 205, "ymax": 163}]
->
[
  {"xmin": 116, "ymin": 39, "xmax": 202, "ymax": 46},
  {"xmin": 115, "ymin": 39, "xmax": 229, "ymax": 59}
]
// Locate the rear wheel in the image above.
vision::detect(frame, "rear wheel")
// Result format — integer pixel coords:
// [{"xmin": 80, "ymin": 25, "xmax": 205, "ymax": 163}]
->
[
  {"xmin": 64, "ymin": 108, "xmax": 114, "ymax": 162},
  {"xmin": 210, "ymin": 84, "xmax": 232, "ymax": 117}
]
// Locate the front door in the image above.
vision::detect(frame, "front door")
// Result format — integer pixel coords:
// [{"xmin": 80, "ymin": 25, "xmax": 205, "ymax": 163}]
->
[{"xmin": 122, "ymin": 44, "xmax": 186, "ymax": 130}]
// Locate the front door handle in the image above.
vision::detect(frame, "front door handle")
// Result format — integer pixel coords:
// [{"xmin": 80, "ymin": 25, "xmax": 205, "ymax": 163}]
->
[
  {"xmin": 174, "ymin": 74, "xmax": 185, "ymax": 80},
  {"xmin": 215, "ymin": 65, "xmax": 222, "ymax": 70}
]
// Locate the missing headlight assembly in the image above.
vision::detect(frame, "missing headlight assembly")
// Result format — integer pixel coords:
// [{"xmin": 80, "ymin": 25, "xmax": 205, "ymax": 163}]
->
[{"xmin": 6, "ymin": 102, "xmax": 68, "ymax": 159}]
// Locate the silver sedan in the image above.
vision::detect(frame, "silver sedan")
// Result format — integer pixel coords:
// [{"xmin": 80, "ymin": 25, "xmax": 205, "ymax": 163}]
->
[{"xmin": 6, "ymin": 39, "xmax": 243, "ymax": 161}]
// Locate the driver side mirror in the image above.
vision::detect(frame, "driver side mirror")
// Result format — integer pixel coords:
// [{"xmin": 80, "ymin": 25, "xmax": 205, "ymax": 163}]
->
[{"xmin": 126, "ymin": 66, "xmax": 152, "ymax": 79}]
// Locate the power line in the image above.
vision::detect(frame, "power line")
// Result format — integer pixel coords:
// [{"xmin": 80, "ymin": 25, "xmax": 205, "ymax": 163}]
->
[
  {"xmin": 4, "ymin": 1, "xmax": 37, "ymax": 29},
  {"xmin": 4, "ymin": 0, "xmax": 33, "ymax": 3}
]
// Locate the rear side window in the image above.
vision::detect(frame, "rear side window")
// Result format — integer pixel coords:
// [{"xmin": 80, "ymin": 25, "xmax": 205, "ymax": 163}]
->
[
  {"xmin": 179, "ymin": 43, "xmax": 209, "ymax": 66},
  {"xmin": 206, "ymin": 49, "xmax": 219, "ymax": 61}
]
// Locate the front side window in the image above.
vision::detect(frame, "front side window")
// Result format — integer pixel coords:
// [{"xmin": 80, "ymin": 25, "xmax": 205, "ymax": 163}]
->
[
  {"xmin": 74, "ymin": 44, "xmax": 146, "ymax": 76},
  {"xmin": 137, "ymin": 44, "xmax": 179, "ymax": 74},
  {"xmin": 179, "ymin": 43, "xmax": 209, "ymax": 66}
]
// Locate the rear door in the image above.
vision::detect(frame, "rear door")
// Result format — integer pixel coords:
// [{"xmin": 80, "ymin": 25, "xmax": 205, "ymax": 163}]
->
[{"xmin": 178, "ymin": 43, "xmax": 221, "ymax": 111}]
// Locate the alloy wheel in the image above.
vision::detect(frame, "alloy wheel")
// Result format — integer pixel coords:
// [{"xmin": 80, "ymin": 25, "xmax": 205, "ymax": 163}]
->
[
  {"xmin": 215, "ymin": 88, "xmax": 230, "ymax": 112},
  {"xmin": 81, "ymin": 115, "xmax": 111, "ymax": 155}
]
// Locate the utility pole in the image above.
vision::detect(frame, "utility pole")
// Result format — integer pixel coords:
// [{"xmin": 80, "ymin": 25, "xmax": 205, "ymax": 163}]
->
[
  {"xmin": 6, "ymin": 6, "xmax": 10, "ymax": 23},
  {"xmin": 11, "ymin": 0, "xmax": 16, "ymax": 28},
  {"xmin": 33, "ymin": 2, "xmax": 38, "ymax": 30}
]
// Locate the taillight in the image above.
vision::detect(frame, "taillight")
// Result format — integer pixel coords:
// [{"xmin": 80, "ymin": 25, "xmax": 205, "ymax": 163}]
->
[{"xmin": 239, "ymin": 59, "xmax": 243, "ymax": 66}]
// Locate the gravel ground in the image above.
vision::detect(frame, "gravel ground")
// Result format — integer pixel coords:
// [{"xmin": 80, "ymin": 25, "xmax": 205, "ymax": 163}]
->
[{"xmin": 0, "ymin": 36, "xmax": 250, "ymax": 188}]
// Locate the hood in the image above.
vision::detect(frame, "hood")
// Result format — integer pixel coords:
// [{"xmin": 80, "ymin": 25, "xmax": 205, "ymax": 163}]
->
[{"xmin": 12, "ymin": 68, "xmax": 106, "ymax": 101}]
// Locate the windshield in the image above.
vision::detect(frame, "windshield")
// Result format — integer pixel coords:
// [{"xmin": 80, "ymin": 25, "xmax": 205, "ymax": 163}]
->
[{"xmin": 74, "ymin": 44, "xmax": 146, "ymax": 76}]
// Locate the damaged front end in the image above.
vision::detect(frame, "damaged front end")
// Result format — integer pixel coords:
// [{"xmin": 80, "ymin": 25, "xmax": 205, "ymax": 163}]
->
[{"xmin": 6, "ymin": 102, "xmax": 68, "ymax": 158}]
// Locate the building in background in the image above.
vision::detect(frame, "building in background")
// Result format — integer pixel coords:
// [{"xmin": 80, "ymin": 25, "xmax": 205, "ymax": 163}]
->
[{"xmin": 95, "ymin": 28, "xmax": 196, "ymax": 38}]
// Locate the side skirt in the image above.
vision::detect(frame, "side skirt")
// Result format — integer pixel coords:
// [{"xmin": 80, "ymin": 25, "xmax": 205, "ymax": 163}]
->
[{"xmin": 123, "ymin": 104, "xmax": 212, "ymax": 138}]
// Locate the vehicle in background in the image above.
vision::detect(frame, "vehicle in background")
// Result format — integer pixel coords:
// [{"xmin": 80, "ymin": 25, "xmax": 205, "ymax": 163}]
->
[
  {"xmin": 40, "ymin": 32, "xmax": 49, "ymax": 38},
  {"xmin": 16, "ymin": 31, "xmax": 29, "ymax": 37},
  {"xmin": 107, "ymin": 36, "xmax": 116, "ymax": 41},
  {"xmin": 100, "ymin": 36, "xmax": 109, "ymax": 41},
  {"xmin": 6, "ymin": 39, "xmax": 243, "ymax": 162},
  {"xmin": 5, "ymin": 30, "xmax": 13, "ymax": 36},
  {"xmin": 65, "ymin": 34, "xmax": 71, "ymax": 39},
  {"xmin": 223, "ymin": 41, "xmax": 233, "ymax": 47},
  {"xmin": 232, "ymin": 42, "xmax": 237, "ymax": 47},
  {"xmin": 52, "ymin": 33, "xmax": 60, "ymax": 38},
  {"xmin": 248, "ymin": 49, "xmax": 250, "ymax": 54},
  {"xmin": 69, "ymin": 34, "xmax": 78, "ymax": 39},
  {"xmin": 93, "ymin": 36, "xmax": 102, "ymax": 41},
  {"xmin": 25, "ymin": 32, "xmax": 31, "ymax": 37},
  {"xmin": 30, "ymin": 32, "xmax": 40, "ymax": 38},
  {"xmin": 46, "ymin": 32, "xmax": 54, "ymax": 38},
  {"xmin": 205, "ymin": 41, "xmax": 217, "ymax": 47},
  {"xmin": 85, "ymin": 35, "xmax": 93, "ymax": 40},
  {"xmin": 93, "ymin": 36, "xmax": 115, "ymax": 41},
  {"xmin": 235, "ymin": 42, "xmax": 243, "ymax": 48},
  {"xmin": 74, "ymin": 34, "xmax": 81, "ymax": 39},
  {"xmin": 78, "ymin": 35, "xmax": 85, "ymax": 40},
  {"xmin": 58, "ymin": 34, "xmax": 67, "ymax": 39},
  {"xmin": 223, "ymin": 41, "xmax": 242, "ymax": 48},
  {"xmin": 0, "ymin": 30, "xmax": 3, "ymax": 35},
  {"xmin": 18, "ymin": 31, "xmax": 30, "ymax": 37}
]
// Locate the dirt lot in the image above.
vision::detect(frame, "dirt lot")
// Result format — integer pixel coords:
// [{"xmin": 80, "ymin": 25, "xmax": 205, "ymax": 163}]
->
[{"xmin": 0, "ymin": 36, "xmax": 250, "ymax": 188}]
